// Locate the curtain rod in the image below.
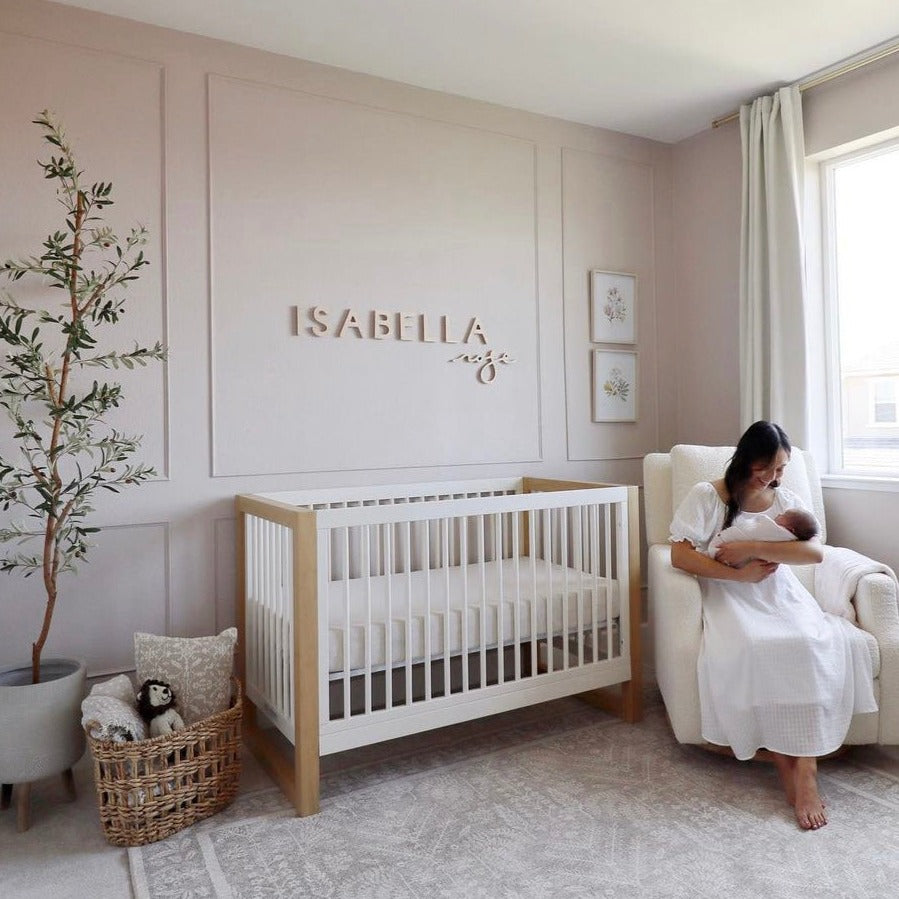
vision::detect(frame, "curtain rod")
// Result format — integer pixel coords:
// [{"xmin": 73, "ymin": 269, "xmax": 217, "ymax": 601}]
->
[{"xmin": 711, "ymin": 39, "xmax": 899, "ymax": 129}]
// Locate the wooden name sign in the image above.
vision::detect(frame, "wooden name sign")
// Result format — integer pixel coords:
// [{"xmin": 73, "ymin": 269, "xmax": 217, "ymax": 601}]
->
[{"xmin": 295, "ymin": 306, "xmax": 515, "ymax": 384}]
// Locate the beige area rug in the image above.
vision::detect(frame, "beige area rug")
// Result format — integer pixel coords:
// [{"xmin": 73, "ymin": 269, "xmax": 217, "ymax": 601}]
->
[{"xmin": 129, "ymin": 696, "xmax": 899, "ymax": 898}]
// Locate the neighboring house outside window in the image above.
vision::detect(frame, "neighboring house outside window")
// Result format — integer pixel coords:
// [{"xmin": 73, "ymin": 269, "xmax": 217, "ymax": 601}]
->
[
  {"xmin": 869, "ymin": 376, "xmax": 899, "ymax": 426},
  {"xmin": 821, "ymin": 140, "xmax": 899, "ymax": 476}
]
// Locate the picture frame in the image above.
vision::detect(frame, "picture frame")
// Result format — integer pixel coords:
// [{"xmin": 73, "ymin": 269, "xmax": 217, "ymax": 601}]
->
[
  {"xmin": 590, "ymin": 270, "xmax": 636, "ymax": 344},
  {"xmin": 592, "ymin": 349, "xmax": 637, "ymax": 422}
]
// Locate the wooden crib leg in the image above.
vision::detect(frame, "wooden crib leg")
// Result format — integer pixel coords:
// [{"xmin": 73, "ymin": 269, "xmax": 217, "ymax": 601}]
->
[
  {"xmin": 292, "ymin": 640, "xmax": 321, "ymax": 815},
  {"xmin": 294, "ymin": 513, "xmax": 321, "ymax": 817},
  {"xmin": 294, "ymin": 731, "xmax": 320, "ymax": 817},
  {"xmin": 619, "ymin": 677, "xmax": 643, "ymax": 723},
  {"xmin": 580, "ymin": 681, "xmax": 641, "ymax": 721}
]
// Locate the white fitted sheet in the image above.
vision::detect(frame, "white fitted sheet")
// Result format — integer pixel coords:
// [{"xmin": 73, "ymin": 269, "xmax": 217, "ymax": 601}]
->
[{"xmin": 325, "ymin": 557, "xmax": 620, "ymax": 674}]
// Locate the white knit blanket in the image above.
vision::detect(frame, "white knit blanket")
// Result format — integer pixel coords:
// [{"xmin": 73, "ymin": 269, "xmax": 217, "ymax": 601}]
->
[{"xmin": 814, "ymin": 545, "xmax": 899, "ymax": 622}]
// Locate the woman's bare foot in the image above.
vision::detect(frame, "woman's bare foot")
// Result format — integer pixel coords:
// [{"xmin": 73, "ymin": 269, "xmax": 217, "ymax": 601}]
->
[
  {"xmin": 771, "ymin": 752, "xmax": 797, "ymax": 806},
  {"xmin": 794, "ymin": 757, "xmax": 827, "ymax": 830}
]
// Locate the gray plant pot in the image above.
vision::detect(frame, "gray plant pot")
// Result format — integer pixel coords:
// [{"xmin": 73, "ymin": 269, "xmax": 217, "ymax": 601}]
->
[{"xmin": 0, "ymin": 658, "xmax": 86, "ymax": 784}]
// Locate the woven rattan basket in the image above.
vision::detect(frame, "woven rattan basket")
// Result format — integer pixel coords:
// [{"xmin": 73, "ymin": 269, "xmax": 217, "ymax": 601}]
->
[{"xmin": 86, "ymin": 677, "xmax": 242, "ymax": 847}]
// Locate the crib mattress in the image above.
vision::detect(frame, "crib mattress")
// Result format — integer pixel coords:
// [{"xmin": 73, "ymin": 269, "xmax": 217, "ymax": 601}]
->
[{"xmin": 324, "ymin": 557, "xmax": 620, "ymax": 674}]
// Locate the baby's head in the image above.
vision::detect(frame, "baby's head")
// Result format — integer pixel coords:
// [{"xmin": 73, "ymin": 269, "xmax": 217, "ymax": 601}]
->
[{"xmin": 774, "ymin": 508, "xmax": 819, "ymax": 541}]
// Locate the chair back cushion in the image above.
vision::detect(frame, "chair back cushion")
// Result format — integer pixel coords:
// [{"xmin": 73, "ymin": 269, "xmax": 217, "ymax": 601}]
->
[{"xmin": 643, "ymin": 444, "xmax": 826, "ymax": 546}]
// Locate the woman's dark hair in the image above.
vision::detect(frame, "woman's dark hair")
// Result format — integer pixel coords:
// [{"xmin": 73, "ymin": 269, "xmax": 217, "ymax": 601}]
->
[{"xmin": 722, "ymin": 421, "xmax": 791, "ymax": 528}]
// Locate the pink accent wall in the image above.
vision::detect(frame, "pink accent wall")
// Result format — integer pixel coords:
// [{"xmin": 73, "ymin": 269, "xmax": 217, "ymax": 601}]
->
[
  {"xmin": 0, "ymin": 0, "xmax": 673, "ymax": 669},
  {"xmin": 670, "ymin": 123, "xmax": 743, "ymax": 446}
]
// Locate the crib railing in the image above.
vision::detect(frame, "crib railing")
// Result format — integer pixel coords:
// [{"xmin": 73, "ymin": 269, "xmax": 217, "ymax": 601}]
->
[{"xmin": 237, "ymin": 477, "xmax": 641, "ymax": 814}]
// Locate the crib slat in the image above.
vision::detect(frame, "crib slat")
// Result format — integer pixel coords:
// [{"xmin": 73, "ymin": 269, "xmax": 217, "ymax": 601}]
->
[
  {"xmin": 443, "ymin": 517, "xmax": 451, "ymax": 699},
  {"xmin": 561, "ymin": 510, "xmax": 569, "ymax": 671},
  {"xmin": 572, "ymin": 509, "xmax": 584, "ymax": 668},
  {"xmin": 494, "ymin": 512, "xmax": 504, "ymax": 684},
  {"xmin": 512, "ymin": 511, "xmax": 521, "ymax": 682},
  {"xmin": 364, "ymin": 524, "xmax": 373, "ymax": 715},
  {"xmin": 274, "ymin": 521, "xmax": 282, "ymax": 715},
  {"xmin": 424, "ymin": 519, "xmax": 432, "ymax": 703},
  {"xmin": 543, "ymin": 508, "xmax": 553, "ymax": 674},
  {"xmin": 271, "ymin": 520, "xmax": 281, "ymax": 714},
  {"xmin": 529, "ymin": 511, "xmax": 538, "ymax": 678},
  {"xmin": 605, "ymin": 503, "xmax": 613, "ymax": 661},
  {"xmin": 590, "ymin": 505, "xmax": 597, "ymax": 659},
  {"xmin": 461, "ymin": 517, "xmax": 470, "ymax": 694},
  {"xmin": 478, "ymin": 514, "xmax": 487, "ymax": 690},
  {"xmin": 385, "ymin": 522, "xmax": 393, "ymax": 711},
  {"xmin": 343, "ymin": 527, "xmax": 351, "ymax": 721},
  {"xmin": 405, "ymin": 520, "xmax": 413, "ymax": 708}
]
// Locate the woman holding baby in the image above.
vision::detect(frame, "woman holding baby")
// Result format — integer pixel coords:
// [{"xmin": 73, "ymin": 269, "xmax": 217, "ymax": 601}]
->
[{"xmin": 669, "ymin": 420, "xmax": 877, "ymax": 830}]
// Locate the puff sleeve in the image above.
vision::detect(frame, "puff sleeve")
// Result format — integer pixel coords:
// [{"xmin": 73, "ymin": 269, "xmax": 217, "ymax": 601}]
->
[{"xmin": 669, "ymin": 482, "xmax": 723, "ymax": 553}]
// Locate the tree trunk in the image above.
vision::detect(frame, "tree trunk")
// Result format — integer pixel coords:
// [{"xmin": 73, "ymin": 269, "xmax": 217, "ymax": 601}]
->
[{"xmin": 31, "ymin": 584, "xmax": 56, "ymax": 684}]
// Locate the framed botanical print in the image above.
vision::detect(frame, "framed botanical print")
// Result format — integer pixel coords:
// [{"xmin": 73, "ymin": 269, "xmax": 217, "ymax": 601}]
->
[
  {"xmin": 592, "ymin": 349, "xmax": 637, "ymax": 422},
  {"xmin": 590, "ymin": 270, "xmax": 636, "ymax": 344}
]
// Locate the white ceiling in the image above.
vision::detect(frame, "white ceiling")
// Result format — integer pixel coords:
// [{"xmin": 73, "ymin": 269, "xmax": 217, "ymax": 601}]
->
[{"xmin": 51, "ymin": 0, "xmax": 899, "ymax": 143}]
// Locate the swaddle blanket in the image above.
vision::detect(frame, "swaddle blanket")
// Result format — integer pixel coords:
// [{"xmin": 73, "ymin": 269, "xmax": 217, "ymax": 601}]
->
[
  {"xmin": 81, "ymin": 673, "xmax": 148, "ymax": 742},
  {"xmin": 708, "ymin": 513, "xmax": 795, "ymax": 557},
  {"xmin": 814, "ymin": 545, "xmax": 899, "ymax": 623}
]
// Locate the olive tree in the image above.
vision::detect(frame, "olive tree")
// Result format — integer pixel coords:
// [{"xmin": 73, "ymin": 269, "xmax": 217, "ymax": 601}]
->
[{"xmin": 0, "ymin": 111, "xmax": 165, "ymax": 682}]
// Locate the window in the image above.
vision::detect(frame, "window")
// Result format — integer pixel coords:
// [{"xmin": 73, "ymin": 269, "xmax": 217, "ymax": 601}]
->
[
  {"xmin": 870, "ymin": 378, "xmax": 899, "ymax": 426},
  {"xmin": 821, "ymin": 140, "xmax": 899, "ymax": 475}
]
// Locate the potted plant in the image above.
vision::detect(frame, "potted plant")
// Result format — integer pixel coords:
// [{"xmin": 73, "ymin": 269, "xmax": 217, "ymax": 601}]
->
[{"xmin": 0, "ymin": 111, "xmax": 165, "ymax": 830}]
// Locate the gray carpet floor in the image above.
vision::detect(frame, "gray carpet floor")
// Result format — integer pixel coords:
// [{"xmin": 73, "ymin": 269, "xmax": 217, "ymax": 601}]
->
[
  {"xmin": 5, "ymin": 688, "xmax": 899, "ymax": 898},
  {"xmin": 129, "ymin": 696, "xmax": 899, "ymax": 899}
]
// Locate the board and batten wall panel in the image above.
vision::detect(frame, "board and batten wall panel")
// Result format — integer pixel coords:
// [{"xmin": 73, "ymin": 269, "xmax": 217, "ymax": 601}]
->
[
  {"xmin": 209, "ymin": 75, "xmax": 541, "ymax": 476},
  {"xmin": 0, "ymin": 0, "xmax": 673, "ymax": 673},
  {"xmin": 0, "ymin": 26, "xmax": 169, "ymax": 673},
  {"xmin": 562, "ymin": 148, "xmax": 659, "ymax": 460},
  {"xmin": 0, "ymin": 31, "xmax": 168, "ymax": 476},
  {"xmin": 0, "ymin": 524, "xmax": 169, "ymax": 676}
]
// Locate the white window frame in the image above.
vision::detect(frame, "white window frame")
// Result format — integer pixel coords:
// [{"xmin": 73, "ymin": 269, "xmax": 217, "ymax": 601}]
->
[{"xmin": 820, "ymin": 136, "xmax": 899, "ymax": 480}]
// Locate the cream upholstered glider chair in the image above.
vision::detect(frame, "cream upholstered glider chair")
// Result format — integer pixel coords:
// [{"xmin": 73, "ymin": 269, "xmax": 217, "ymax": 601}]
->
[{"xmin": 644, "ymin": 444, "xmax": 899, "ymax": 747}]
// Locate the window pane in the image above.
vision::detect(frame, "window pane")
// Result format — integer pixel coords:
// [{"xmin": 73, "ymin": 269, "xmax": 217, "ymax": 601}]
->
[
  {"xmin": 873, "ymin": 379, "xmax": 896, "ymax": 403},
  {"xmin": 830, "ymin": 147, "xmax": 899, "ymax": 473},
  {"xmin": 874, "ymin": 403, "xmax": 896, "ymax": 424}
]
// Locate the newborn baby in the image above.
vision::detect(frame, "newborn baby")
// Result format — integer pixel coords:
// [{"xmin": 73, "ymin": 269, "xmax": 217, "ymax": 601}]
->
[{"xmin": 709, "ymin": 507, "xmax": 819, "ymax": 563}]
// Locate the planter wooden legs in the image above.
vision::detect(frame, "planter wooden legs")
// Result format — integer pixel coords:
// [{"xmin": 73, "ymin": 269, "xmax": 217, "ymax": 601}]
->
[
  {"xmin": 16, "ymin": 783, "xmax": 31, "ymax": 832},
  {"xmin": 0, "ymin": 770, "xmax": 75, "ymax": 832},
  {"xmin": 61, "ymin": 767, "xmax": 76, "ymax": 802}
]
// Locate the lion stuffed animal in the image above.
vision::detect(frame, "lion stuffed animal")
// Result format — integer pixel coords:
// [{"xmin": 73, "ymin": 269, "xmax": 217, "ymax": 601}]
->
[{"xmin": 137, "ymin": 679, "xmax": 186, "ymax": 738}]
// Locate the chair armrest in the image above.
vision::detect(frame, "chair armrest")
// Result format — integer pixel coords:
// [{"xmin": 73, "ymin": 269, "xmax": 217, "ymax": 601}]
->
[
  {"xmin": 854, "ymin": 572, "xmax": 899, "ymax": 743},
  {"xmin": 648, "ymin": 544, "xmax": 704, "ymax": 743}
]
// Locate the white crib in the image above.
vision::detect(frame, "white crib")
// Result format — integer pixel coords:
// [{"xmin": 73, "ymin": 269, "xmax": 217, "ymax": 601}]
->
[{"xmin": 236, "ymin": 477, "xmax": 641, "ymax": 815}]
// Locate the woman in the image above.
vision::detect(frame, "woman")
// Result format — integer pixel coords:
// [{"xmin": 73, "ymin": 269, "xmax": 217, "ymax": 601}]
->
[{"xmin": 669, "ymin": 421, "xmax": 877, "ymax": 830}]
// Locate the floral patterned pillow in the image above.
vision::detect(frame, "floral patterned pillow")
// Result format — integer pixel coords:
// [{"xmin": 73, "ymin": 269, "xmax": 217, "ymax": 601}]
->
[{"xmin": 134, "ymin": 628, "xmax": 237, "ymax": 725}]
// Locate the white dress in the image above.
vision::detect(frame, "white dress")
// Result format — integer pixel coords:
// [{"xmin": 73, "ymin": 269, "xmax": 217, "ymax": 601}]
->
[{"xmin": 670, "ymin": 482, "xmax": 878, "ymax": 760}]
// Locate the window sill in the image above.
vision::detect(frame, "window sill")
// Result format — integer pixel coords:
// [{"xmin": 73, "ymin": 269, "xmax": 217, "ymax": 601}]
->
[{"xmin": 821, "ymin": 474, "xmax": 899, "ymax": 492}]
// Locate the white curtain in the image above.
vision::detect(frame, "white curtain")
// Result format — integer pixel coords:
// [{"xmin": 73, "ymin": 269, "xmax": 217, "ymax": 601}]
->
[{"xmin": 739, "ymin": 85, "xmax": 809, "ymax": 447}]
